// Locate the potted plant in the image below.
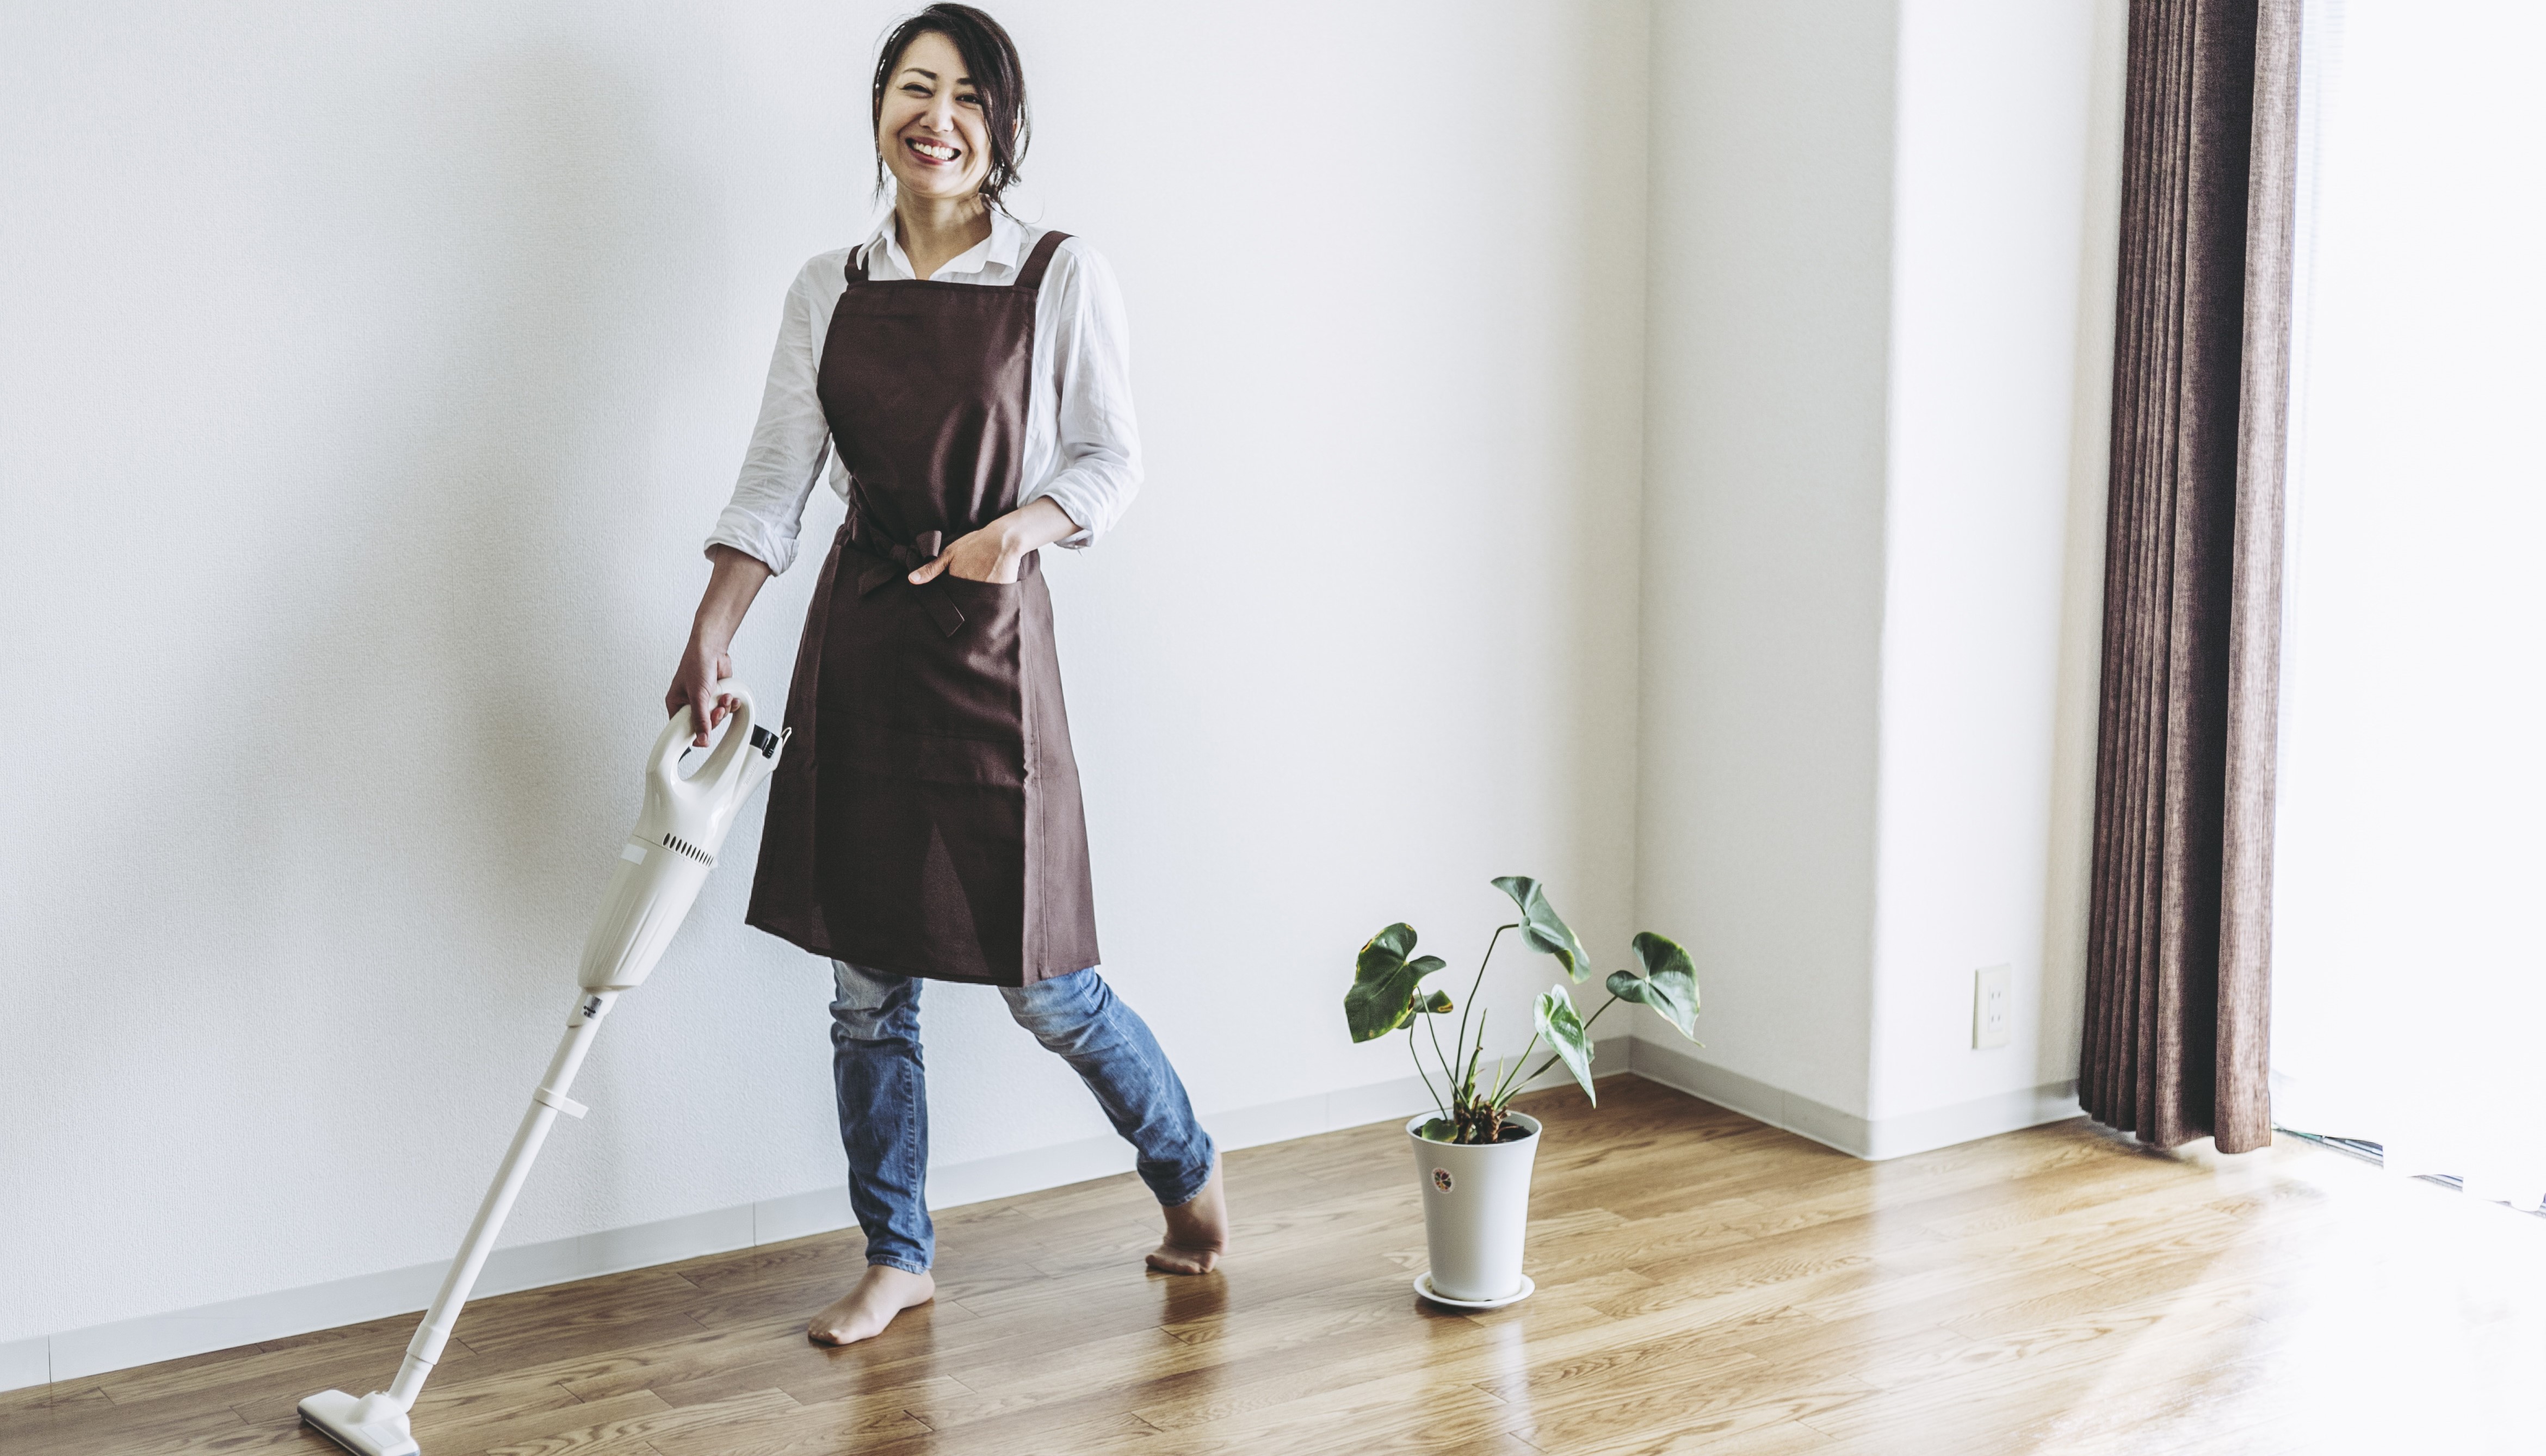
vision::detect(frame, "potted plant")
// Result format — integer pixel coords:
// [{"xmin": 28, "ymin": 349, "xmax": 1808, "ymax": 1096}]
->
[{"xmin": 1345, "ymin": 876, "xmax": 1701, "ymax": 1306}]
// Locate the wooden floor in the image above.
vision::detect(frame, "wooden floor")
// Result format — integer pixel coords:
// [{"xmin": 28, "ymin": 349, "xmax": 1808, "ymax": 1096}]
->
[{"xmin": 10, "ymin": 1077, "xmax": 2545, "ymax": 1455}]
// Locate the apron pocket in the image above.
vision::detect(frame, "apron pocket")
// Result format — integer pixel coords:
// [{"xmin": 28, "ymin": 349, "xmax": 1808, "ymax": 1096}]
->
[{"xmin": 819, "ymin": 572, "xmax": 1025, "ymax": 733}]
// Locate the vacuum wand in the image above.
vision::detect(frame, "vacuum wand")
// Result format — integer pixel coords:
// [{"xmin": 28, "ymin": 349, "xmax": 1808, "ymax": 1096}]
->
[{"xmin": 299, "ymin": 684, "xmax": 786, "ymax": 1456}]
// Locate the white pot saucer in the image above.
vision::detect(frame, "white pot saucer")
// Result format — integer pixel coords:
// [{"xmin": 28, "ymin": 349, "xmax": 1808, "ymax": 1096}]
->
[{"xmin": 1413, "ymin": 1272, "xmax": 1535, "ymax": 1310}]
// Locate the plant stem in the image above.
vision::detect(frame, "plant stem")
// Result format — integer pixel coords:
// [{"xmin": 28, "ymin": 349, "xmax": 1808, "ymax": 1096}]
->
[
  {"xmin": 1490, "ymin": 1032, "xmax": 1541, "ymax": 1104},
  {"xmin": 1424, "ymin": 1011, "xmax": 1457, "ymax": 1100},
  {"xmin": 1463, "ymin": 1007, "xmax": 1488, "ymax": 1101},
  {"xmin": 1408, "ymin": 1024, "xmax": 1446, "ymax": 1119},
  {"xmin": 1450, "ymin": 923, "xmax": 1517, "ymax": 1096}
]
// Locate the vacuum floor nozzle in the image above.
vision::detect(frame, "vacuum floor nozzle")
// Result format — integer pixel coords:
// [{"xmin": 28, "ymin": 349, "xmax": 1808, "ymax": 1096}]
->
[{"xmin": 299, "ymin": 1388, "xmax": 419, "ymax": 1456}]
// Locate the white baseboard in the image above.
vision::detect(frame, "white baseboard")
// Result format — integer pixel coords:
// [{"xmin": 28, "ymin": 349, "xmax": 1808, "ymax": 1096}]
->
[
  {"xmin": 0, "ymin": 1336, "xmax": 47, "ymax": 1393},
  {"xmin": 1627, "ymin": 1039, "xmax": 1878, "ymax": 1154},
  {"xmin": 1862, "ymin": 1079, "xmax": 2084, "ymax": 1160},
  {"xmin": 5, "ymin": 1033, "xmax": 1633, "ymax": 1393},
  {"xmin": 1626, "ymin": 1036, "xmax": 2081, "ymax": 1160}
]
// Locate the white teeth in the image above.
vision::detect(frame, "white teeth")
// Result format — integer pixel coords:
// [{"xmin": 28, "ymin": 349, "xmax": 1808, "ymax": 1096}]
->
[{"xmin": 911, "ymin": 140, "xmax": 956, "ymax": 160}]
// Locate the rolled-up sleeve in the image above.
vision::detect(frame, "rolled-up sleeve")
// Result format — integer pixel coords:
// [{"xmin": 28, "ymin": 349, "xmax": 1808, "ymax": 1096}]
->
[
  {"xmin": 705, "ymin": 261, "xmax": 832, "ymax": 575},
  {"xmin": 1027, "ymin": 241, "xmax": 1142, "ymax": 548}
]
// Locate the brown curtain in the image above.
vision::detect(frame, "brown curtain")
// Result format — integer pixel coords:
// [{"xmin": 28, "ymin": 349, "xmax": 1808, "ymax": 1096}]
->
[{"xmin": 2080, "ymin": 0, "xmax": 2301, "ymax": 1154}]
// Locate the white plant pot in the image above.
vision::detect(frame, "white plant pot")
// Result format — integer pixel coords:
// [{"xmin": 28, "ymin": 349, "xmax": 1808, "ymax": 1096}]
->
[{"xmin": 1406, "ymin": 1110, "xmax": 1542, "ymax": 1303}]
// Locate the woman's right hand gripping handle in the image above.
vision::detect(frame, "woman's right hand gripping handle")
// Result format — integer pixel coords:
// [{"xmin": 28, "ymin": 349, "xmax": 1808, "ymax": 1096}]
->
[{"xmin": 667, "ymin": 544, "xmax": 776, "ymax": 747}]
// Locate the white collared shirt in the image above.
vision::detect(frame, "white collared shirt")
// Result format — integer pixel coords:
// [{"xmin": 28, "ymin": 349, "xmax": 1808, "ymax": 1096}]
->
[{"xmin": 705, "ymin": 208, "xmax": 1141, "ymax": 574}]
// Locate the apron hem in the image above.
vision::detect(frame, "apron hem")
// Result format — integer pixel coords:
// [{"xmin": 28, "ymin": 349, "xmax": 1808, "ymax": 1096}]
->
[{"xmin": 744, "ymin": 910, "xmax": 1092, "ymax": 989}]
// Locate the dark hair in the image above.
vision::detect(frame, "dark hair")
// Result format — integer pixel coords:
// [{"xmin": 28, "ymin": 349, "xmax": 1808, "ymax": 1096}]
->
[{"xmin": 869, "ymin": 5, "xmax": 1031, "ymax": 211}]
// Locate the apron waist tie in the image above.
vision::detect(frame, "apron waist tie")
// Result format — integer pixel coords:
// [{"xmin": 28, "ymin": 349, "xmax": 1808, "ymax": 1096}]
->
[{"xmin": 851, "ymin": 527, "xmax": 966, "ymax": 637}]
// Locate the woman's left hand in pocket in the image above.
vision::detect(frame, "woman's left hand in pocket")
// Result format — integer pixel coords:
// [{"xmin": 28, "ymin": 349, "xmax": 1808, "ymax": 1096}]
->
[
  {"xmin": 906, "ymin": 499, "xmax": 1081, "ymax": 586},
  {"xmin": 910, "ymin": 524, "xmax": 1023, "ymax": 584}
]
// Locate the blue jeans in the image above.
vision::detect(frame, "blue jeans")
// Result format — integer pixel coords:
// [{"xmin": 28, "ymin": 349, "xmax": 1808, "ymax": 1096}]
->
[{"xmin": 828, "ymin": 960, "xmax": 1216, "ymax": 1274}]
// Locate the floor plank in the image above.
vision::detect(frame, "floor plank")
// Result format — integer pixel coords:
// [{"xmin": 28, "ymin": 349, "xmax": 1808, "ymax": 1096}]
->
[{"xmin": 18, "ymin": 1076, "xmax": 2546, "ymax": 1453}]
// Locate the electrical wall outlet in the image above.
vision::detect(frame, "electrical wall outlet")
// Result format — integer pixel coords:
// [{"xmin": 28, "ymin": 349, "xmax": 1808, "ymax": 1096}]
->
[{"xmin": 1973, "ymin": 964, "xmax": 2011, "ymax": 1049}]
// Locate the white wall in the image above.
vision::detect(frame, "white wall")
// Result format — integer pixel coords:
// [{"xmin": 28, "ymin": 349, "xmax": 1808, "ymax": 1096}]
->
[
  {"xmin": 1635, "ymin": 0, "xmax": 1902, "ymax": 1136},
  {"xmin": 0, "ymin": 0, "xmax": 1651, "ymax": 1353},
  {"xmin": 1864, "ymin": 0, "xmax": 2121, "ymax": 1138},
  {"xmin": 1633, "ymin": 0, "xmax": 2123, "ymax": 1156}
]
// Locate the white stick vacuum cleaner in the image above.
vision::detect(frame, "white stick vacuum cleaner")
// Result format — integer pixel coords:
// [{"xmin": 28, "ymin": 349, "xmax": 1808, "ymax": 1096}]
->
[{"xmin": 299, "ymin": 684, "xmax": 787, "ymax": 1456}]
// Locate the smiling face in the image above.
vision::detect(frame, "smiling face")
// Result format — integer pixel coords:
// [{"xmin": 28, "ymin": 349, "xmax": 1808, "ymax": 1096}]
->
[{"xmin": 876, "ymin": 29, "xmax": 993, "ymax": 204}]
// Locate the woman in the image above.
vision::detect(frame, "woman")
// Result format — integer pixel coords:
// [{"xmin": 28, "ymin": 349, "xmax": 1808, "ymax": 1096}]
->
[{"xmin": 665, "ymin": 4, "xmax": 1226, "ymax": 1348}]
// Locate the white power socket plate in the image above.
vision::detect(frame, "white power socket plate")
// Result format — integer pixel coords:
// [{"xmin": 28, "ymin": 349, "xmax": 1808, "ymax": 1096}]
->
[{"xmin": 1973, "ymin": 964, "xmax": 2011, "ymax": 1049}]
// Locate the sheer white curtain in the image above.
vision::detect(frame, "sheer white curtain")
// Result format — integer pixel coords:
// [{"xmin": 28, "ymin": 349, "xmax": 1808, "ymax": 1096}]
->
[{"xmin": 2271, "ymin": 0, "xmax": 2546, "ymax": 1207}]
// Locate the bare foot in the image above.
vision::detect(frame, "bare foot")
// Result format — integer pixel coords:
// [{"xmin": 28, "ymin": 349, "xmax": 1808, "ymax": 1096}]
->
[
  {"xmin": 1146, "ymin": 1156, "xmax": 1229, "ymax": 1274},
  {"xmin": 807, "ymin": 1263, "xmax": 935, "ymax": 1346}
]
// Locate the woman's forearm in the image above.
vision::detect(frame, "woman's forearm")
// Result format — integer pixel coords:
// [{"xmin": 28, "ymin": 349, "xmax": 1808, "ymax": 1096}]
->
[
  {"xmin": 995, "ymin": 496, "xmax": 1082, "ymax": 557},
  {"xmin": 667, "ymin": 546, "xmax": 775, "ymax": 742},
  {"xmin": 694, "ymin": 544, "xmax": 774, "ymax": 650}
]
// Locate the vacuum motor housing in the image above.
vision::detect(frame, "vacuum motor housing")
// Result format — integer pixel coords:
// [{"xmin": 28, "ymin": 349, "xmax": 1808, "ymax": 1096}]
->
[{"xmin": 577, "ymin": 685, "xmax": 786, "ymax": 992}]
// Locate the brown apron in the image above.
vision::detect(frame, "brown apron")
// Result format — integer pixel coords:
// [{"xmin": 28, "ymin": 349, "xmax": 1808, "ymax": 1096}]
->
[{"xmin": 746, "ymin": 228, "xmax": 1099, "ymax": 987}]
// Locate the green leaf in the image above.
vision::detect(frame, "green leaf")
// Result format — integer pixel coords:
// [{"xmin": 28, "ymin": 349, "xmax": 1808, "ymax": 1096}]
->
[
  {"xmin": 1344, "ymin": 926, "xmax": 1425, "ymax": 1038},
  {"xmin": 1419, "ymin": 1117, "xmax": 1459, "ymax": 1142},
  {"xmin": 1534, "ymin": 983, "xmax": 1597, "ymax": 1106},
  {"xmin": 1604, "ymin": 969, "xmax": 1703, "ymax": 1043},
  {"xmin": 1491, "ymin": 876, "xmax": 1593, "ymax": 982},
  {"xmin": 1358, "ymin": 921, "xmax": 1416, "ymax": 976},
  {"xmin": 1623, "ymin": 931, "xmax": 1701, "ymax": 1039},
  {"xmin": 1419, "ymin": 989, "xmax": 1454, "ymax": 1014},
  {"xmin": 1345, "ymin": 924, "xmax": 1443, "ymax": 1042}
]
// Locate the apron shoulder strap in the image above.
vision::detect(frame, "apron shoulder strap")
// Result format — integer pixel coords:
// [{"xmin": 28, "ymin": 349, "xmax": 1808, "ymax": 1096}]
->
[
  {"xmin": 844, "ymin": 242, "xmax": 870, "ymax": 284},
  {"xmin": 1016, "ymin": 230, "xmax": 1071, "ymax": 291}
]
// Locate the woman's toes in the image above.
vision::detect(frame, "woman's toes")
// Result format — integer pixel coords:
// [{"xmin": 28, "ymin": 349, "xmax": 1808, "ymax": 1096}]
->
[
  {"xmin": 1145, "ymin": 1243, "xmax": 1221, "ymax": 1275},
  {"xmin": 806, "ymin": 1266, "xmax": 934, "ymax": 1345}
]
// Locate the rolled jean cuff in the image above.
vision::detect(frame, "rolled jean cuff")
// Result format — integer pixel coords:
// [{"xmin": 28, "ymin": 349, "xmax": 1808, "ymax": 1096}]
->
[
  {"xmin": 1149, "ymin": 1137, "xmax": 1217, "ymax": 1208},
  {"xmin": 866, "ymin": 1253, "xmax": 929, "ymax": 1275}
]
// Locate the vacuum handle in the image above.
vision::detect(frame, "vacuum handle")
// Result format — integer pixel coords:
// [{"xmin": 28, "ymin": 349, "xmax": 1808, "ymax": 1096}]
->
[{"xmin": 650, "ymin": 680, "xmax": 757, "ymax": 804}]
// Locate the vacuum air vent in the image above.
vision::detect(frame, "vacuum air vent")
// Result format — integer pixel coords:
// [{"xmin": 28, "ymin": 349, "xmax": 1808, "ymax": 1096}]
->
[{"xmin": 660, "ymin": 833, "xmax": 713, "ymax": 865}]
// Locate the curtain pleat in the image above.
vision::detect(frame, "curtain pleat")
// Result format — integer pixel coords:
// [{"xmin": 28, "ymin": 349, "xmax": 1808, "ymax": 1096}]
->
[{"xmin": 2080, "ymin": 0, "xmax": 2300, "ymax": 1154}]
